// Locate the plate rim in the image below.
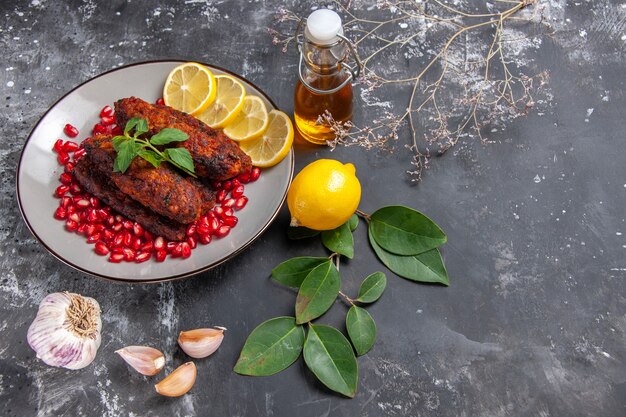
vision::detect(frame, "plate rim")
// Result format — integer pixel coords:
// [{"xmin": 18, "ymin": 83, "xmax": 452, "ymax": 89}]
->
[{"xmin": 16, "ymin": 59, "xmax": 294, "ymax": 284}]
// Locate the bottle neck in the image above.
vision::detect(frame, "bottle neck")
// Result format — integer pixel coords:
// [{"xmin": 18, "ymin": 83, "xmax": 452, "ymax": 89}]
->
[{"xmin": 302, "ymin": 39, "xmax": 347, "ymax": 75}]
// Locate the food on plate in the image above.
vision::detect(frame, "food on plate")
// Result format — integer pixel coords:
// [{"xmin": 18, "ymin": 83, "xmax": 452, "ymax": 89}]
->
[
  {"xmin": 222, "ymin": 95, "xmax": 269, "ymax": 142},
  {"xmin": 115, "ymin": 97, "xmax": 252, "ymax": 180},
  {"xmin": 287, "ymin": 159, "xmax": 362, "ymax": 231},
  {"xmin": 163, "ymin": 62, "xmax": 216, "ymax": 115},
  {"xmin": 238, "ymin": 109, "xmax": 294, "ymax": 168}
]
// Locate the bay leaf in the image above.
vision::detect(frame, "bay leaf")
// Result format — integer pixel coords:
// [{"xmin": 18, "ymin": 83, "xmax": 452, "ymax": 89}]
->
[
  {"xmin": 271, "ymin": 256, "xmax": 329, "ymax": 288},
  {"xmin": 303, "ymin": 324, "xmax": 358, "ymax": 398},
  {"xmin": 356, "ymin": 272, "xmax": 387, "ymax": 303},
  {"xmin": 369, "ymin": 230, "xmax": 449, "ymax": 285},
  {"xmin": 348, "ymin": 214, "xmax": 359, "ymax": 231},
  {"xmin": 233, "ymin": 316, "xmax": 305, "ymax": 376},
  {"xmin": 370, "ymin": 206, "xmax": 447, "ymax": 255},
  {"xmin": 346, "ymin": 306, "xmax": 376, "ymax": 356},
  {"xmin": 321, "ymin": 222, "xmax": 354, "ymax": 259},
  {"xmin": 295, "ymin": 261, "xmax": 340, "ymax": 324}
]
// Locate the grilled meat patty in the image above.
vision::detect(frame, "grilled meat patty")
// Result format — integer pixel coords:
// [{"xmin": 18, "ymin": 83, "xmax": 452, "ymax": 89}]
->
[
  {"xmin": 81, "ymin": 136, "xmax": 215, "ymax": 225},
  {"xmin": 115, "ymin": 97, "xmax": 252, "ymax": 180},
  {"xmin": 74, "ymin": 159, "xmax": 188, "ymax": 241}
]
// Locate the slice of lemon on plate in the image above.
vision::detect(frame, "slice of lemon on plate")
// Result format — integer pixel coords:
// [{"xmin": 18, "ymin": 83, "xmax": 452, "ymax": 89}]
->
[
  {"xmin": 196, "ymin": 75, "xmax": 246, "ymax": 128},
  {"xmin": 222, "ymin": 95, "xmax": 269, "ymax": 142},
  {"xmin": 163, "ymin": 63, "xmax": 216, "ymax": 115},
  {"xmin": 238, "ymin": 110, "xmax": 294, "ymax": 168}
]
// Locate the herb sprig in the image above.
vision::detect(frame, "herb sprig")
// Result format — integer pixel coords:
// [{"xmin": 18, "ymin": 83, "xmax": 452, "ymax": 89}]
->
[{"xmin": 112, "ymin": 117, "xmax": 196, "ymax": 177}]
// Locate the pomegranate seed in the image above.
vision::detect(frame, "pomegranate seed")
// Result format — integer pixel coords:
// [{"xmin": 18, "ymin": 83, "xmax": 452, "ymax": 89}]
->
[
  {"xmin": 87, "ymin": 233, "xmax": 101, "ymax": 244},
  {"xmin": 57, "ymin": 152, "xmax": 70, "ymax": 165},
  {"xmin": 222, "ymin": 207, "xmax": 234, "ymax": 218},
  {"xmin": 132, "ymin": 222, "xmax": 144, "ymax": 236},
  {"xmin": 211, "ymin": 181, "xmax": 222, "ymax": 189},
  {"xmin": 197, "ymin": 224, "xmax": 210, "ymax": 235},
  {"xmin": 59, "ymin": 173, "xmax": 73, "ymax": 185},
  {"xmin": 85, "ymin": 223, "xmax": 97, "ymax": 236},
  {"xmin": 143, "ymin": 230, "xmax": 153, "ymax": 240},
  {"xmin": 123, "ymin": 220, "xmax": 133, "ymax": 230},
  {"xmin": 222, "ymin": 180, "xmax": 232, "ymax": 191},
  {"xmin": 53, "ymin": 139, "xmax": 64, "ymax": 153},
  {"xmin": 186, "ymin": 224, "xmax": 197, "ymax": 237},
  {"xmin": 206, "ymin": 211, "xmax": 216, "ymax": 219},
  {"xmin": 216, "ymin": 189, "xmax": 228, "ymax": 203},
  {"xmin": 89, "ymin": 197, "xmax": 101, "ymax": 208},
  {"xmin": 54, "ymin": 185, "xmax": 69, "ymax": 197},
  {"xmin": 88, "ymin": 209, "xmax": 99, "ymax": 223},
  {"xmin": 76, "ymin": 199, "xmax": 90, "ymax": 208},
  {"xmin": 97, "ymin": 208, "xmax": 109, "ymax": 220},
  {"xmin": 115, "ymin": 215, "xmax": 124, "ymax": 222},
  {"xmin": 102, "ymin": 230, "xmax": 114, "ymax": 241},
  {"xmin": 93, "ymin": 123, "xmax": 108, "ymax": 135},
  {"xmin": 66, "ymin": 205, "xmax": 76, "ymax": 214},
  {"xmin": 54, "ymin": 206, "xmax": 67, "ymax": 220},
  {"xmin": 113, "ymin": 232, "xmax": 124, "ymax": 247},
  {"xmin": 64, "ymin": 124, "xmax": 79, "ymax": 138},
  {"xmin": 112, "ymin": 222, "xmax": 123, "ymax": 232},
  {"xmin": 222, "ymin": 198, "xmax": 236, "ymax": 208},
  {"xmin": 235, "ymin": 196, "xmax": 248, "ymax": 210},
  {"xmin": 123, "ymin": 231, "xmax": 132, "ymax": 247},
  {"xmin": 156, "ymin": 98, "xmax": 165, "ymax": 106},
  {"xmin": 101, "ymin": 115, "xmax": 115, "ymax": 125},
  {"xmin": 61, "ymin": 196, "xmax": 72, "ymax": 208},
  {"xmin": 250, "ymin": 167, "xmax": 261, "ymax": 182},
  {"xmin": 132, "ymin": 237, "xmax": 143, "ymax": 250},
  {"xmin": 141, "ymin": 241, "xmax": 154, "ymax": 252},
  {"xmin": 122, "ymin": 248, "xmax": 135, "ymax": 261},
  {"xmin": 166, "ymin": 241, "xmax": 178, "ymax": 252},
  {"xmin": 111, "ymin": 125, "xmax": 123, "ymax": 135},
  {"xmin": 213, "ymin": 206, "xmax": 224, "ymax": 217},
  {"xmin": 65, "ymin": 219, "xmax": 79, "ymax": 231},
  {"xmin": 112, "ymin": 248, "xmax": 124, "ymax": 255},
  {"xmin": 94, "ymin": 224, "xmax": 105, "ymax": 232},
  {"xmin": 154, "ymin": 236, "xmax": 165, "ymax": 250},
  {"xmin": 215, "ymin": 225, "xmax": 231, "ymax": 238},
  {"xmin": 186, "ymin": 236, "xmax": 197, "ymax": 249},
  {"xmin": 171, "ymin": 243, "xmax": 183, "ymax": 257},
  {"xmin": 208, "ymin": 217, "xmax": 220, "ymax": 233},
  {"xmin": 197, "ymin": 215, "xmax": 210, "ymax": 228},
  {"xmin": 237, "ymin": 172, "xmax": 251, "ymax": 183},
  {"xmin": 231, "ymin": 178, "xmax": 241, "ymax": 188},
  {"xmin": 95, "ymin": 241, "xmax": 110, "ymax": 255},
  {"xmin": 155, "ymin": 250, "xmax": 167, "ymax": 262},
  {"xmin": 77, "ymin": 223, "xmax": 87, "ymax": 234},
  {"xmin": 62, "ymin": 141, "xmax": 80, "ymax": 153},
  {"xmin": 181, "ymin": 242, "xmax": 191, "ymax": 258},
  {"xmin": 73, "ymin": 148, "xmax": 86, "ymax": 160},
  {"xmin": 135, "ymin": 252, "xmax": 151, "ymax": 263},
  {"xmin": 69, "ymin": 184, "xmax": 82, "ymax": 195},
  {"xmin": 109, "ymin": 253, "xmax": 124, "ymax": 263},
  {"xmin": 223, "ymin": 216, "xmax": 238, "ymax": 227},
  {"xmin": 100, "ymin": 105, "xmax": 114, "ymax": 118},
  {"xmin": 198, "ymin": 234, "xmax": 211, "ymax": 245},
  {"xmin": 231, "ymin": 184, "xmax": 245, "ymax": 198}
]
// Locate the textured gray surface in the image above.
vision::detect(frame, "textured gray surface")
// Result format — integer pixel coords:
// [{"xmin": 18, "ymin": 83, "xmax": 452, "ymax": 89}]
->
[{"xmin": 1, "ymin": 0, "xmax": 625, "ymax": 416}]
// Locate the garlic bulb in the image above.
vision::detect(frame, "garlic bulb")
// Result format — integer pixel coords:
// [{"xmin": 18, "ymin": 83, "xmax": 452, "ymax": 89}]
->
[
  {"xmin": 27, "ymin": 292, "xmax": 102, "ymax": 370},
  {"xmin": 116, "ymin": 346, "xmax": 165, "ymax": 376},
  {"xmin": 178, "ymin": 327, "xmax": 225, "ymax": 358}
]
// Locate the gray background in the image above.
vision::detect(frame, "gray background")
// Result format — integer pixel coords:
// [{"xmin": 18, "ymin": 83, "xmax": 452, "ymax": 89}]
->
[{"xmin": 1, "ymin": 0, "xmax": 625, "ymax": 416}]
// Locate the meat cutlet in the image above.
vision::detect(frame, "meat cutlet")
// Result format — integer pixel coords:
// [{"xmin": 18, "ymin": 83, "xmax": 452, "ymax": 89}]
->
[
  {"xmin": 115, "ymin": 96, "xmax": 252, "ymax": 181},
  {"xmin": 81, "ymin": 135, "xmax": 214, "ymax": 225}
]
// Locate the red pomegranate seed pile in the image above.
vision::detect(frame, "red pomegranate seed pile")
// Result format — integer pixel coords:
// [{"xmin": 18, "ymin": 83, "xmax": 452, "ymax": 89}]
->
[{"xmin": 51, "ymin": 104, "xmax": 260, "ymax": 263}]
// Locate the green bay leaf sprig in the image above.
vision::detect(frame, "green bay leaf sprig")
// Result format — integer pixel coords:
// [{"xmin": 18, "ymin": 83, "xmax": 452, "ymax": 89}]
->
[
  {"xmin": 112, "ymin": 117, "xmax": 196, "ymax": 177},
  {"xmin": 234, "ymin": 205, "xmax": 450, "ymax": 397}
]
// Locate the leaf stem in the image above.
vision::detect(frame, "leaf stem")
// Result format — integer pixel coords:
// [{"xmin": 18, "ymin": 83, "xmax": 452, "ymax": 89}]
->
[
  {"xmin": 355, "ymin": 209, "xmax": 371, "ymax": 222},
  {"xmin": 338, "ymin": 290, "xmax": 355, "ymax": 306},
  {"xmin": 136, "ymin": 137, "xmax": 197, "ymax": 178}
]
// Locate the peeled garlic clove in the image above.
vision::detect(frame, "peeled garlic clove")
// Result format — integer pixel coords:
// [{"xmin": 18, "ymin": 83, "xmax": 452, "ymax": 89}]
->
[
  {"xmin": 116, "ymin": 346, "xmax": 165, "ymax": 376},
  {"xmin": 178, "ymin": 327, "xmax": 225, "ymax": 358},
  {"xmin": 155, "ymin": 362, "xmax": 197, "ymax": 397},
  {"xmin": 27, "ymin": 292, "xmax": 102, "ymax": 370}
]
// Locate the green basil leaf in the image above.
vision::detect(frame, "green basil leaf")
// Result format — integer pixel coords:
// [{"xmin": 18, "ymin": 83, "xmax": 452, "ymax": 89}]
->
[
  {"xmin": 369, "ymin": 229, "xmax": 449, "ymax": 285},
  {"xmin": 124, "ymin": 117, "xmax": 144, "ymax": 136},
  {"xmin": 346, "ymin": 306, "xmax": 376, "ymax": 356},
  {"xmin": 233, "ymin": 316, "xmax": 305, "ymax": 376},
  {"xmin": 321, "ymin": 222, "xmax": 354, "ymax": 259},
  {"xmin": 303, "ymin": 324, "xmax": 358, "ymax": 398},
  {"xmin": 370, "ymin": 206, "xmax": 447, "ymax": 255},
  {"xmin": 356, "ymin": 272, "xmax": 387, "ymax": 303},
  {"xmin": 165, "ymin": 147, "xmax": 195, "ymax": 173},
  {"xmin": 137, "ymin": 150, "xmax": 163, "ymax": 168},
  {"xmin": 348, "ymin": 214, "xmax": 359, "ymax": 232},
  {"xmin": 287, "ymin": 227, "xmax": 320, "ymax": 240},
  {"xmin": 271, "ymin": 257, "xmax": 329, "ymax": 288},
  {"xmin": 111, "ymin": 135, "xmax": 127, "ymax": 151},
  {"xmin": 112, "ymin": 140, "xmax": 139, "ymax": 173},
  {"xmin": 150, "ymin": 128, "xmax": 189, "ymax": 145},
  {"xmin": 295, "ymin": 261, "xmax": 340, "ymax": 324}
]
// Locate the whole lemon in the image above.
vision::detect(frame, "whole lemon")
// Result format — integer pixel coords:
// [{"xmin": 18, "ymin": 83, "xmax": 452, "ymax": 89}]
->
[{"xmin": 287, "ymin": 159, "xmax": 361, "ymax": 231}]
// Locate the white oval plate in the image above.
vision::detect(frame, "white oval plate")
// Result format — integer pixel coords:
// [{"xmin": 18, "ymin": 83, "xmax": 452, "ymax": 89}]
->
[{"xmin": 17, "ymin": 60, "xmax": 293, "ymax": 283}]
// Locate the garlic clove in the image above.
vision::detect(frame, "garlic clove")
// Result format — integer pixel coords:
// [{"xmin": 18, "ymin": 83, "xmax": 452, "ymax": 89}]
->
[
  {"xmin": 178, "ymin": 327, "xmax": 225, "ymax": 359},
  {"xmin": 115, "ymin": 346, "xmax": 165, "ymax": 376},
  {"xmin": 154, "ymin": 362, "xmax": 197, "ymax": 397}
]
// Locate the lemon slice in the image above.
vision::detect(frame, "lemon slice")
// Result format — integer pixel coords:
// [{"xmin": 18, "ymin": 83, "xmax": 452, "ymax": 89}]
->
[
  {"xmin": 196, "ymin": 75, "xmax": 246, "ymax": 128},
  {"xmin": 163, "ymin": 63, "xmax": 216, "ymax": 115},
  {"xmin": 238, "ymin": 110, "xmax": 293, "ymax": 167},
  {"xmin": 222, "ymin": 95, "xmax": 269, "ymax": 142}
]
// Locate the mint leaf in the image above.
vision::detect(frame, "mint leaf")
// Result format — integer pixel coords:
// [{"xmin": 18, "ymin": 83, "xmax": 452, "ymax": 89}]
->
[
  {"xmin": 113, "ymin": 140, "xmax": 140, "ymax": 173},
  {"xmin": 150, "ymin": 128, "xmax": 189, "ymax": 145},
  {"xmin": 165, "ymin": 147, "xmax": 195, "ymax": 173},
  {"xmin": 111, "ymin": 135, "xmax": 127, "ymax": 151},
  {"xmin": 124, "ymin": 117, "xmax": 142, "ymax": 136},
  {"xmin": 137, "ymin": 150, "xmax": 163, "ymax": 168}
]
